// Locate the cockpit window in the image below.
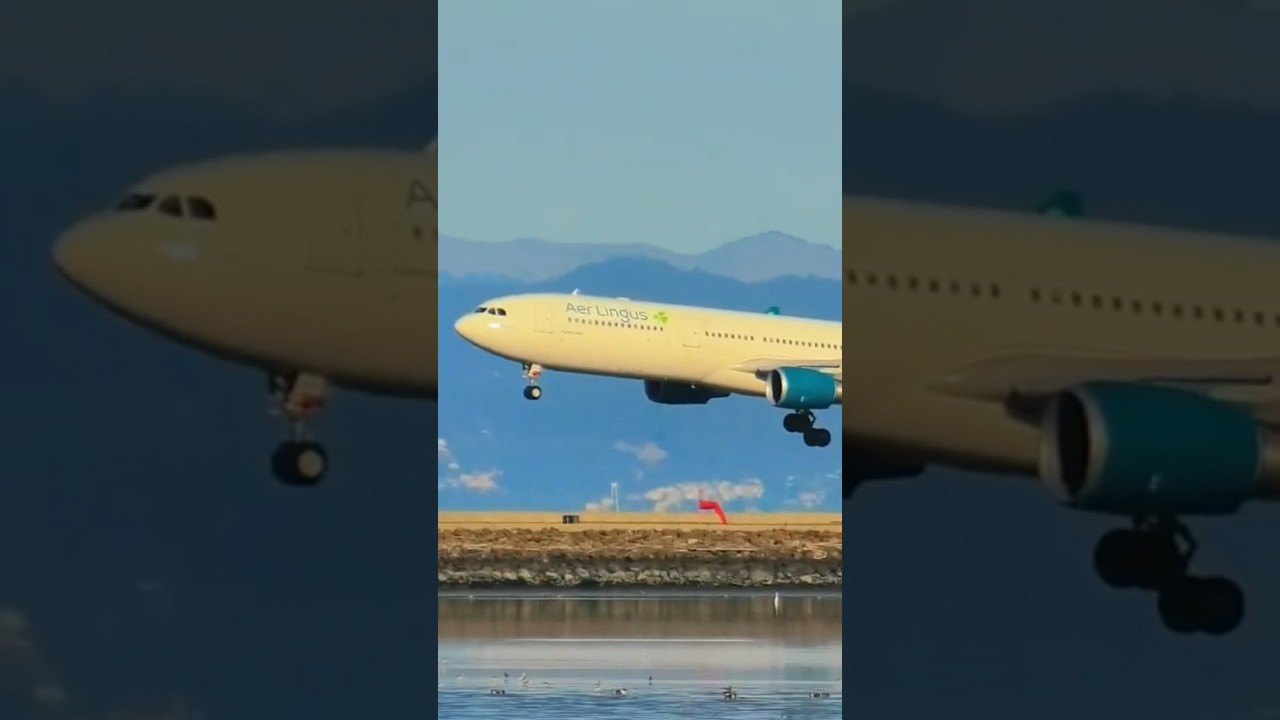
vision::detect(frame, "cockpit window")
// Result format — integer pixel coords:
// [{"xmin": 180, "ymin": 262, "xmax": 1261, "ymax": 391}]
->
[
  {"xmin": 187, "ymin": 196, "xmax": 217, "ymax": 220},
  {"xmin": 473, "ymin": 307, "xmax": 488, "ymax": 314},
  {"xmin": 157, "ymin": 195, "xmax": 183, "ymax": 217},
  {"xmin": 115, "ymin": 193, "xmax": 155, "ymax": 211}
]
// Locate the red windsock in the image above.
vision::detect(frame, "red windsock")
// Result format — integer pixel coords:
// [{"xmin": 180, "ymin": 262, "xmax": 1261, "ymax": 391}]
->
[{"xmin": 697, "ymin": 498, "xmax": 727, "ymax": 524}]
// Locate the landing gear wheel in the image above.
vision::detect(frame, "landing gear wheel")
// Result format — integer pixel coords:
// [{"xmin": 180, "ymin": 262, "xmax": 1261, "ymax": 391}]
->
[
  {"xmin": 271, "ymin": 441, "xmax": 328, "ymax": 487},
  {"xmin": 1095, "ymin": 518, "xmax": 1245, "ymax": 636},
  {"xmin": 1093, "ymin": 529, "xmax": 1183, "ymax": 590},
  {"xmin": 784, "ymin": 411, "xmax": 830, "ymax": 447},
  {"xmin": 1157, "ymin": 576, "xmax": 1245, "ymax": 636},
  {"xmin": 783, "ymin": 412, "xmax": 813, "ymax": 433},
  {"xmin": 523, "ymin": 385, "xmax": 542, "ymax": 400},
  {"xmin": 803, "ymin": 428, "xmax": 832, "ymax": 447}
]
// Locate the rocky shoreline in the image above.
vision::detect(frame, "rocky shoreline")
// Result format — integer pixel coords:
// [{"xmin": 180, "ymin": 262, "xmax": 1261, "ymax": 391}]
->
[{"xmin": 438, "ymin": 527, "xmax": 842, "ymax": 588}]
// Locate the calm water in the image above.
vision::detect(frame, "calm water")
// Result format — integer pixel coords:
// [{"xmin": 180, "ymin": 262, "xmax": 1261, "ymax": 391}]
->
[{"xmin": 438, "ymin": 590, "xmax": 841, "ymax": 719}]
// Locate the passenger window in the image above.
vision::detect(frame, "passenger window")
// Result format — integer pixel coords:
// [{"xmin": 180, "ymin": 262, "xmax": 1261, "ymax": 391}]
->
[
  {"xmin": 115, "ymin": 193, "xmax": 155, "ymax": 211},
  {"xmin": 157, "ymin": 195, "xmax": 183, "ymax": 217},
  {"xmin": 187, "ymin": 196, "xmax": 217, "ymax": 220}
]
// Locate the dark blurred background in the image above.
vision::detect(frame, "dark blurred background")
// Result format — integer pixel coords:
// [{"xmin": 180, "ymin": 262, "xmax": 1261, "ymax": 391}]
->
[
  {"xmin": 845, "ymin": 1, "xmax": 1280, "ymax": 718},
  {"xmin": 0, "ymin": 1, "xmax": 435, "ymax": 717}
]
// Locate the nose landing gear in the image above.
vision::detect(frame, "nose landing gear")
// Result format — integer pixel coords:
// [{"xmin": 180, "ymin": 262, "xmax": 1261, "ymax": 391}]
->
[
  {"xmin": 521, "ymin": 363, "xmax": 543, "ymax": 400},
  {"xmin": 268, "ymin": 371, "xmax": 330, "ymax": 487}
]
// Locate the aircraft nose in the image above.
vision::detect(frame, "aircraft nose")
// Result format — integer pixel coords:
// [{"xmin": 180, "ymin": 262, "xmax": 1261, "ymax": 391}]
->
[
  {"xmin": 52, "ymin": 220, "xmax": 147, "ymax": 306},
  {"xmin": 454, "ymin": 314, "xmax": 478, "ymax": 342},
  {"xmin": 51, "ymin": 224, "xmax": 99, "ymax": 289}
]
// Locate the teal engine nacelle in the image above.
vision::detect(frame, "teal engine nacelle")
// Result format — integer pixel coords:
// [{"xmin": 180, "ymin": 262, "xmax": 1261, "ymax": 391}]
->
[
  {"xmin": 765, "ymin": 367, "xmax": 838, "ymax": 410},
  {"xmin": 644, "ymin": 379, "xmax": 729, "ymax": 405},
  {"xmin": 1038, "ymin": 381, "xmax": 1280, "ymax": 516}
]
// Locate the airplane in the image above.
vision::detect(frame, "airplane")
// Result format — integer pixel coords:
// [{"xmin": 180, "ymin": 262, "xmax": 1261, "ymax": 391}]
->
[
  {"xmin": 841, "ymin": 193, "xmax": 1280, "ymax": 637},
  {"xmin": 453, "ymin": 293, "xmax": 841, "ymax": 447},
  {"xmin": 52, "ymin": 140, "xmax": 438, "ymax": 487}
]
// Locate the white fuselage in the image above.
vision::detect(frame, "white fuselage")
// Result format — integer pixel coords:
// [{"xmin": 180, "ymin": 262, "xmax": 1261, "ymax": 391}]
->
[
  {"xmin": 454, "ymin": 293, "xmax": 842, "ymax": 400},
  {"xmin": 842, "ymin": 195, "xmax": 1280, "ymax": 478}
]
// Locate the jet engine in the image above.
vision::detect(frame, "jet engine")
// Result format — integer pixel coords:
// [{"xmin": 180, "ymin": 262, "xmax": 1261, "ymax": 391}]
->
[
  {"xmin": 765, "ymin": 367, "xmax": 838, "ymax": 410},
  {"xmin": 1038, "ymin": 381, "xmax": 1280, "ymax": 516},
  {"xmin": 644, "ymin": 380, "xmax": 729, "ymax": 405}
]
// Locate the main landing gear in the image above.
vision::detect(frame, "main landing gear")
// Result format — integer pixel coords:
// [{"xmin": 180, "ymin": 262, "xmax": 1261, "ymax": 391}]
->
[
  {"xmin": 1093, "ymin": 517, "xmax": 1245, "ymax": 635},
  {"xmin": 268, "ymin": 371, "xmax": 330, "ymax": 487},
  {"xmin": 782, "ymin": 410, "xmax": 831, "ymax": 448},
  {"xmin": 521, "ymin": 363, "xmax": 543, "ymax": 400}
]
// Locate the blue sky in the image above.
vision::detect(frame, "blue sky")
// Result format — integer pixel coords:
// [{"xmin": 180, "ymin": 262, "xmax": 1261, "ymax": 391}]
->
[{"xmin": 438, "ymin": 0, "xmax": 841, "ymax": 252}]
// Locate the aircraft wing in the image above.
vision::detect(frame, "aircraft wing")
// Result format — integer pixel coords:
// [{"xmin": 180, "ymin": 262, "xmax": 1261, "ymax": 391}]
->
[
  {"xmin": 731, "ymin": 357, "xmax": 843, "ymax": 382},
  {"xmin": 927, "ymin": 351, "xmax": 1280, "ymax": 422}
]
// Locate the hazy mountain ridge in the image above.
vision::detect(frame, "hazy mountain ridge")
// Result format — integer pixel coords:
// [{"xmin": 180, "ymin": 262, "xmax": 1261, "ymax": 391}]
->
[
  {"xmin": 439, "ymin": 230, "xmax": 840, "ymax": 283},
  {"xmin": 438, "ymin": 258, "xmax": 843, "ymax": 514}
]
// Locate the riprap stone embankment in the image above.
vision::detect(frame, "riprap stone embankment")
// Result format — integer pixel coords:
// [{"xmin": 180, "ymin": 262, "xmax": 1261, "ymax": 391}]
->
[{"xmin": 438, "ymin": 526, "xmax": 842, "ymax": 588}]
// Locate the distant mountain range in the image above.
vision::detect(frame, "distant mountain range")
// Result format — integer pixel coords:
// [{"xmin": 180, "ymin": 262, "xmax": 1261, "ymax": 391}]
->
[
  {"xmin": 437, "ymin": 257, "xmax": 843, "ymax": 514},
  {"xmin": 439, "ymin": 230, "xmax": 840, "ymax": 283}
]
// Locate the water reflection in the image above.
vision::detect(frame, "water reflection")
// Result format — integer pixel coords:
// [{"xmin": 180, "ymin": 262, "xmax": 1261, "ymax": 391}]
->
[{"xmin": 438, "ymin": 592, "xmax": 841, "ymax": 719}]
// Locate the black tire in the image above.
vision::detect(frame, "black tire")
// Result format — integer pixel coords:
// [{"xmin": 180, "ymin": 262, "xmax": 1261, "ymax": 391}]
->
[
  {"xmin": 808, "ymin": 428, "xmax": 832, "ymax": 447},
  {"xmin": 1094, "ymin": 530, "xmax": 1142, "ymax": 589},
  {"xmin": 1094, "ymin": 530, "xmax": 1181, "ymax": 590},
  {"xmin": 271, "ymin": 441, "xmax": 327, "ymax": 486},
  {"xmin": 1156, "ymin": 577, "xmax": 1201, "ymax": 634},
  {"xmin": 1196, "ymin": 576, "xmax": 1245, "ymax": 636}
]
